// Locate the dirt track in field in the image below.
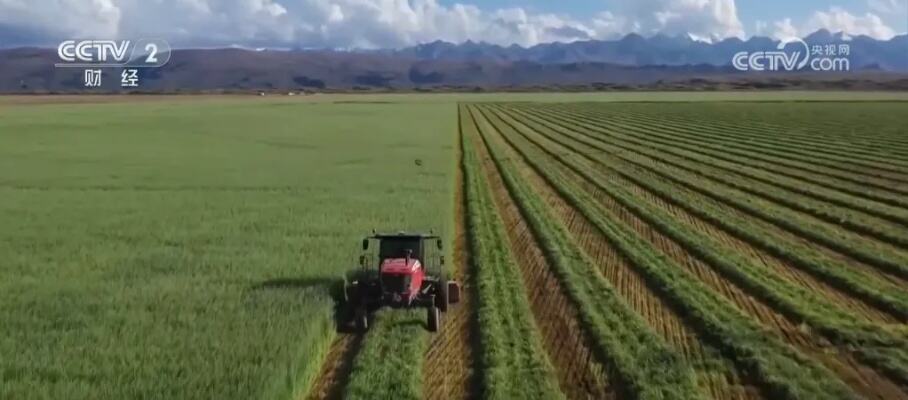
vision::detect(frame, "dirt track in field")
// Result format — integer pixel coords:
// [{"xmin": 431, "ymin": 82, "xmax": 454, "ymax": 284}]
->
[
  {"xmin": 467, "ymin": 105, "xmax": 615, "ymax": 400},
  {"xmin": 422, "ymin": 118, "xmax": 478, "ymax": 400},
  {"xmin": 305, "ymin": 333, "xmax": 363, "ymax": 400}
]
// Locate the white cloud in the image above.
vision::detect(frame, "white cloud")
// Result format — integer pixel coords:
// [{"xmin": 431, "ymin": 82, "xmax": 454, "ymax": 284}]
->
[
  {"xmin": 809, "ymin": 7, "xmax": 897, "ymax": 39},
  {"xmin": 771, "ymin": 6, "xmax": 898, "ymax": 40},
  {"xmin": 617, "ymin": 0, "xmax": 744, "ymax": 40},
  {"xmin": 8, "ymin": 0, "xmax": 898, "ymax": 49},
  {"xmin": 868, "ymin": 0, "xmax": 907, "ymax": 14},
  {"xmin": 0, "ymin": 0, "xmax": 624, "ymax": 48},
  {"xmin": 772, "ymin": 18, "xmax": 800, "ymax": 40},
  {"xmin": 0, "ymin": 0, "xmax": 121, "ymax": 39}
]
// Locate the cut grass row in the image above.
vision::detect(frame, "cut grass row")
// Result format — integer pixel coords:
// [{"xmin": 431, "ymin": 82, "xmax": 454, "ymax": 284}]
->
[
  {"xmin": 657, "ymin": 104, "xmax": 908, "ymax": 156},
  {"xmin": 617, "ymin": 102, "xmax": 908, "ymax": 159},
  {"xmin": 467, "ymin": 105, "xmax": 703, "ymax": 400},
  {"xmin": 588, "ymin": 107, "xmax": 908, "ymax": 187},
  {"xmin": 469, "ymin": 106, "xmax": 615, "ymax": 399},
  {"xmin": 550, "ymin": 104, "xmax": 908, "ymax": 226},
  {"xmin": 544, "ymin": 105, "xmax": 908, "ymax": 209},
  {"xmin": 523, "ymin": 105, "xmax": 908, "ymax": 282},
  {"xmin": 477, "ymin": 108, "xmax": 764, "ymax": 400},
  {"xmin": 581, "ymin": 105, "xmax": 908, "ymax": 175},
  {"xmin": 473, "ymin": 104, "xmax": 860, "ymax": 400},
  {"xmin": 537, "ymin": 108, "xmax": 908, "ymax": 248},
  {"xmin": 549, "ymin": 104, "xmax": 908, "ymax": 232},
  {"xmin": 508, "ymin": 105, "xmax": 908, "ymax": 315},
  {"xmin": 494, "ymin": 105, "xmax": 903, "ymax": 398},
  {"xmin": 488, "ymin": 104, "xmax": 908, "ymax": 386},
  {"xmin": 459, "ymin": 105, "xmax": 564, "ymax": 400}
]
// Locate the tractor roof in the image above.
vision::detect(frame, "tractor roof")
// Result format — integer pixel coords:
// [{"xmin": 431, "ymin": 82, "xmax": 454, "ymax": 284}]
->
[{"xmin": 369, "ymin": 231, "xmax": 439, "ymax": 240}]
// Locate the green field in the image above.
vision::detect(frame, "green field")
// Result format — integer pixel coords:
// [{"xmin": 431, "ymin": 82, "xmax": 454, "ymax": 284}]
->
[
  {"xmin": 0, "ymin": 99, "xmax": 455, "ymax": 399},
  {"xmin": 2, "ymin": 92, "xmax": 907, "ymax": 400}
]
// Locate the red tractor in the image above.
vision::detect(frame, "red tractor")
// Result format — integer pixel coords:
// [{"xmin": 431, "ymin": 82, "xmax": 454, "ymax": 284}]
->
[{"xmin": 344, "ymin": 232, "xmax": 460, "ymax": 332}]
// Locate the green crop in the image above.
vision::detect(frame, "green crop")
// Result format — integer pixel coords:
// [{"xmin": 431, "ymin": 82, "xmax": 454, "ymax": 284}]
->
[{"xmin": 0, "ymin": 99, "xmax": 453, "ymax": 400}]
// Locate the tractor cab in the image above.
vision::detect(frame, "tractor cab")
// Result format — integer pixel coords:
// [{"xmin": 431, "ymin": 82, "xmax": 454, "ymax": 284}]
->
[{"xmin": 346, "ymin": 232, "xmax": 460, "ymax": 332}]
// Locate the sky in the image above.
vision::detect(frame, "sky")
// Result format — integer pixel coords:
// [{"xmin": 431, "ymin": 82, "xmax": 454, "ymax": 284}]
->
[{"xmin": 0, "ymin": 0, "xmax": 905, "ymax": 49}]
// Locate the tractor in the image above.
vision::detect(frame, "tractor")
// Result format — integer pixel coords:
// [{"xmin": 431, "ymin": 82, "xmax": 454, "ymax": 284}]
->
[{"xmin": 344, "ymin": 232, "xmax": 460, "ymax": 332}]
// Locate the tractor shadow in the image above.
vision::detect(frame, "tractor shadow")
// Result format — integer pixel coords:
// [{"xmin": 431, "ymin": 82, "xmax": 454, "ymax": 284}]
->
[
  {"xmin": 252, "ymin": 277, "xmax": 338, "ymax": 291},
  {"xmin": 251, "ymin": 276, "xmax": 361, "ymax": 334}
]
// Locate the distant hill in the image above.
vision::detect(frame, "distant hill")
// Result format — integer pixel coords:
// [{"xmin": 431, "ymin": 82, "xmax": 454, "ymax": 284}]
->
[
  {"xmin": 1, "ymin": 30, "xmax": 906, "ymax": 93},
  {"xmin": 391, "ymin": 30, "xmax": 908, "ymax": 72}
]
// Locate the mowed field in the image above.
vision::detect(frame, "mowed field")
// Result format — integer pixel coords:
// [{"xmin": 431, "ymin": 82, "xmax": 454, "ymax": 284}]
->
[
  {"xmin": 459, "ymin": 101, "xmax": 908, "ymax": 400},
  {"xmin": 2, "ymin": 93, "xmax": 908, "ymax": 400}
]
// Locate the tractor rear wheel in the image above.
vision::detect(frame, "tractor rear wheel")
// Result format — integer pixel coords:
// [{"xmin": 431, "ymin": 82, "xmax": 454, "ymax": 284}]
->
[
  {"xmin": 436, "ymin": 282, "xmax": 449, "ymax": 312},
  {"xmin": 427, "ymin": 306, "xmax": 440, "ymax": 332}
]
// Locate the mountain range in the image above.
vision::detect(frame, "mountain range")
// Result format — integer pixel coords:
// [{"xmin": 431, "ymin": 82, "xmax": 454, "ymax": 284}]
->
[
  {"xmin": 390, "ymin": 30, "xmax": 908, "ymax": 71},
  {"xmin": 1, "ymin": 30, "xmax": 906, "ymax": 92}
]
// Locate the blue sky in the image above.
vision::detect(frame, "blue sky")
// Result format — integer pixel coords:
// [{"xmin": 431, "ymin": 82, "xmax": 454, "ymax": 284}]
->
[{"xmin": 0, "ymin": 0, "xmax": 905, "ymax": 48}]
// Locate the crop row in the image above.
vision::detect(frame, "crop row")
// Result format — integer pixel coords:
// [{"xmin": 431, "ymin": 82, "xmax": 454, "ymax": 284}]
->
[
  {"xmin": 458, "ymin": 105, "xmax": 565, "ymax": 399},
  {"xmin": 492, "ymin": 107, "xmax": 894, "ymax": 325},
  {"xmin": 475, "ymin": 107, "xmax": 768, "ymax": 400},
  {"xmin": 576, "ymin": 104, "xmax": 908, "ymax": 174},
  {"xmin": 469, "ymin": 104, "xmax": 618, "ymax": 400},
  {"xmin": 587, "ymin": 107, "xmax": 908, "ymax": 186},
  {"xmin": 542, "ymin": 104, "xmax": 908, "ymax": 228},
  {"xmin": 508, "ymin": 106, "xmax": 908, "ymax": 304},
  {"xmin": 619, "ymin": 102, "xmax": 908, "ymax": 156},
  {"xmin": 552, "ymin": 109, "xmax": 908, "ymax": 247},
  {"xmin": 544, "ymin": 105, "xmax": 908, "ymax": 207},
  {"xmin": 520, "ymin": 105, "xmax": 908, "ymax": 282},
  {"xmin": 546, "ymin": 104, "xmax": 908, "ymax": 228},
  {"xmin": 487, "ymin": 103, "xmax": 908, "ymax": 387},
  {"xmin": 343, "ymin": 311, "xmax": 428, "ymax": 400},
  {"xmin": 472, "ymin": 104, "xmax": 864, "ymax": 399},
  {"xmin": 468, "ymin": 105, "xmax": 706, "ymax": 399}
]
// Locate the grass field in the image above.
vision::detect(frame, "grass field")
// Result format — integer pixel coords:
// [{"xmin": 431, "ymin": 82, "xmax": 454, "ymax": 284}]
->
[
  {"xmin": 2, "ymin": 93, "xmax": 907, "ymax": 400},
  {"xmin": 0, "ymin": 99, "xmax": 455, "ymax": 400}
]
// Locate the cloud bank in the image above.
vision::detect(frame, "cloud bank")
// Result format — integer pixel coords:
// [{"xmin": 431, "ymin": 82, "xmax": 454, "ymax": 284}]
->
[
  {"xmin": 762, "ymin": 6, "xmax": 900, "ymax": 40},
  {"xmin": 0, "ymin": 0, "xmax": 903, "ymax": 48}
]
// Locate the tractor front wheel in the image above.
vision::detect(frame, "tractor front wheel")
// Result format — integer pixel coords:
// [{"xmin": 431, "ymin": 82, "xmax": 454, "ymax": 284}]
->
[
  {"xmin": 427, "ymin": 306, "xmax": 440, "ymax": 332},
  {"xmin": 355, "ymin": 305, "xmax": 369, "ymax": 332},
  {"xmin": 344, "ymin": 282, "xmax": 359, "ymax": 305}
]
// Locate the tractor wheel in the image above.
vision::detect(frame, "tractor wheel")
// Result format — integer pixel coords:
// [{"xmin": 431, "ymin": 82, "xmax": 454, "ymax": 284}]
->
[
  {"xmin": 427, "ymin": 306, "xmax": 440, "ymax": 332},
  {"xmin": 344, "ymin": 282, "xmax": 358, "ymax": 305},
  {"xmin": 355, "ymin": 305, "xmax": 369, "ymax": 332},
  {"xmin": 447, "ymin": 281, "xmax": 461, "ymax": 304},
  {"xmin": 436, "ymin": 282, "xmax": 449, "ymax": 312}
]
